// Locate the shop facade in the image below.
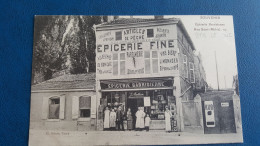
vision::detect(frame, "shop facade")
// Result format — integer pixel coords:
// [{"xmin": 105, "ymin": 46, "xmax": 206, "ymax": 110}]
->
[{"xmin": 95, "ymin": 18, "xmax": 200, "ymax": 131}]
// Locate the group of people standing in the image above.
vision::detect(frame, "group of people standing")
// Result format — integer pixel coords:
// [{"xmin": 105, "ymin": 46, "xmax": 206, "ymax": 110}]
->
[
  {"xmin": 103, "ymin": 106, "xmax": 151, "ymax": 131},
  {"xmin": 103, "ymin": 106, "xmax": 173, "ymax": 132},
  {"xmin": 103, "ymin": 106, "xmax": 124, "ymax": 131}
]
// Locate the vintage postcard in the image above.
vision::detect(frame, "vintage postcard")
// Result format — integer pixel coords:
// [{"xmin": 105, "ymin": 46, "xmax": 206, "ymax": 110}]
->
[{"xmin": 29, "ymin": 15, "xmax": 243, "ymax": 145}]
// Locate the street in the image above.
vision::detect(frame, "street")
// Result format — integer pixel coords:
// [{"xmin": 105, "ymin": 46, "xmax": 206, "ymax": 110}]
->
[{"xmin": 29, "ymin": 129, "xmax": 243, "ymax": 145}]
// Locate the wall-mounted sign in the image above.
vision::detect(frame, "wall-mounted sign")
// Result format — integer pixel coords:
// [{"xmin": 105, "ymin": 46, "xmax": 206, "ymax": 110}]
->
[
  {"xmin": 221, "ymin": 102, "xmax": 229, "ymax": 107},
  {"xmin": 144, "ymin": 96, "xmax": 151, "ymax": 107},
  {"xmin": 96, "ymin": 25, "xmax": 179, "ymax": 79},
  {"xmin": 100, "ymin": 78, "xmax": 173, "ymax": 90},
  {"xmin": 204, "ymin": 101, "xmax": 215, "ymax": 128}
]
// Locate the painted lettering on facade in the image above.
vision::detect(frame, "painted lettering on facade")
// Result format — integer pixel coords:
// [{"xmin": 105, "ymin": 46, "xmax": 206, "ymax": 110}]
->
[{"xmin": 96, "ymin": 25, "xmax": 179, "ymax": 79}]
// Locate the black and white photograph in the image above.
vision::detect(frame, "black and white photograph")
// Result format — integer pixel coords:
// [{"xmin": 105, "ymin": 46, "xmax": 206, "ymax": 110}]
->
[{"xmin": 29, "ymin": 15, "xmax": 243, "ymax": 145}]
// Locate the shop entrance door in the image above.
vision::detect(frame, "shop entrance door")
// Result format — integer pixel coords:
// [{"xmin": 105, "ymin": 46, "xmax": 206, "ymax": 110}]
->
[{"xmin": 127, "ymin": 98, "xmax": 144, "ymax": 129}]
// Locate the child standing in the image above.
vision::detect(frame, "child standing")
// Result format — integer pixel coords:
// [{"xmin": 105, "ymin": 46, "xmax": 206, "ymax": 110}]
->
[{"xmin": 145, "ymin": 114, "xmax": 151, "ymax": 132}]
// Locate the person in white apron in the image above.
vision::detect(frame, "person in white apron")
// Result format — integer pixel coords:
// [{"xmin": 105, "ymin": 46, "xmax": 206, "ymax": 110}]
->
[
  {"xmin": 103, "ymin": 107, "xmax": 110, "ymax": 130},
  {"xmin": 135, "ymin": 107, "xmax": 145, "ymax": 131},
  {"xmin": 109, "ymin": 108, "xmax": 116, "ymax": 130},
  {"xmin": 164, "ymin": 106, "xmax": 172, "ymax": 132}
]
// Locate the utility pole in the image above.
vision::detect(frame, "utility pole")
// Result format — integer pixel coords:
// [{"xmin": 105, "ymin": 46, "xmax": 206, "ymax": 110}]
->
[{"xmin": 215, "ymin": 51, "xmax": 220, "ymax": 91}]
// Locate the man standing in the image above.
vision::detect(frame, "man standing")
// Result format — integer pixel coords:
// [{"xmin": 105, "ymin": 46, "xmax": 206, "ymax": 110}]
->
[{"xmin": 116, "ymin": 106, "xmax": 124, "ymax": 131}]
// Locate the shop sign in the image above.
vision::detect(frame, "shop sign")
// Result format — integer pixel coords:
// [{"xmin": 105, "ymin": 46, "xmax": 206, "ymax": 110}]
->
[
  {"xmin": 100, "ymin": 79, "xmax": 173, "ymax": 90},
  {"xmin": 144, "ymin": 96, "xmax": 151, "ymax": 107},
  {"xmin": 96, "ymin": 25, "xmax": 179, "ymax": 79}
]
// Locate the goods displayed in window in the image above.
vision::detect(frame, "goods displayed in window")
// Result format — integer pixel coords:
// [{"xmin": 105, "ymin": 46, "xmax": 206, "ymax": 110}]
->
[{"xmin": 99, "ymin": 85, "xmax": 176, "ymax": 131}]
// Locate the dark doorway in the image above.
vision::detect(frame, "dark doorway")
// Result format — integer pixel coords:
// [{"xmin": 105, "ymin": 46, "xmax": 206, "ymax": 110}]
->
[{"xmin": 127, "ymin": 98, "xmax": 144, "ymax": 129}]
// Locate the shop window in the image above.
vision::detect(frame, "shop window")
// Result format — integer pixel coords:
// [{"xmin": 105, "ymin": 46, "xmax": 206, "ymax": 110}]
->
[
  {"xmin": 49, "ymin": 97, "xmax": 60, "ymax": 119},
  {"xmin": 149, "ymin": 90, "xmax": 175, "ymax": 120},
  {"xmin": 120, "ymin": 53, "xmax": 125, "ymax": 75},
  {"xmin": 189, "ymin": 62, "xmax": 195, "ymax": 83},
  {"xmin": 183, "ymin": 55, "xmax": 188, "ymax": 78},
  {"xmin": 115, "ymin": 31, "xmax": 122, "ymax": 40},
  {"xmin": 113, "ymin": 54, "xmax": 118, "ymax": 75},
  {"xmin": 79, "ymin": 96, "xmax": 91, "ymax": 118},
  {"xmin": 152, "ymin": 51, "xmax": 158, "ymax": 73},
  {"xmin": 144, "ymin": 51, "xmax": 150, "ymax": 74}
]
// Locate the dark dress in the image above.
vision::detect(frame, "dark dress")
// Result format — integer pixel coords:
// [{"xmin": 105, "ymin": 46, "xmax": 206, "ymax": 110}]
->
[{"xmin": 127, "ymin": 111, "xmax": 133, "ymax": 130}]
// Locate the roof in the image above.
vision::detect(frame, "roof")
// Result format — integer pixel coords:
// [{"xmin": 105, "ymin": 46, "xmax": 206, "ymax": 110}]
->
[
  {"xmin": 101, "ymin": 18, "xmax": 178, "ymax": 26},
  {"xmin": 98, "ymin": 18, "xmax": 180, "ymax": 27},
  {"xmin": 31, "ymin": 73, "xmax": 96, "ymax": 91},
  {"xmin": 199, "ymin": 90, "xmax": 235, "ymax": 101}
]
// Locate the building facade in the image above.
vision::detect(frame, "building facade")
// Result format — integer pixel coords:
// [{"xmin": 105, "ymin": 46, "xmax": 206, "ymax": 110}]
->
[
  {"xmin": 94, "ymin": 18, "xmax": 203, "ymax": 132},
  {"xmin": 30, "ymin": 73, "xmax": 97, "ymax": 131}
]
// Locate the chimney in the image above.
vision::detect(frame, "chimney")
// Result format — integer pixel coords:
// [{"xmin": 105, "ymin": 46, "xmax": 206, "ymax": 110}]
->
[
  {"xmin": 107, "ymin": 16, "xmax": 114, "ymax": 22},
  {"xmin": 114, "ymin": 16, "xmax": 119, "ymax": 20},
  {"xmin": 154, "ymin": 15, "xmax": 164, "ymax": 19}
]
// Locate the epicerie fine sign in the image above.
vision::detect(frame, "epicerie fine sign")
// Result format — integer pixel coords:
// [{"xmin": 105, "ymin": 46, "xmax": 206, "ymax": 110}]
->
[{"xmin": 96, "ymin": 25, "xmax": 179, "ymax": 79}]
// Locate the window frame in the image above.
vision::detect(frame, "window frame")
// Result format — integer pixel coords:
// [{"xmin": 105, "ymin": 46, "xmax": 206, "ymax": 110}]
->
[
  {"xmin": 183, "ymin": 55, "xmax": 188, "ymax": 78},
  {"xmin": 48, "ymin": 97, "xmax": 60, "ymax": 120},
  {"xmin": 189, "ymin": 62, "xmax": 195, "ymax": 83},
  {"xmin": 79, "ymin": 96, "xmax": 91, "ymax": 118},
  {"xmin": 120, "ymin": 53, "xmax": 126, "ymax": 75},
  {"xmin": 151, "ymin": 50, "xmax": 159, "ymax": 74}
]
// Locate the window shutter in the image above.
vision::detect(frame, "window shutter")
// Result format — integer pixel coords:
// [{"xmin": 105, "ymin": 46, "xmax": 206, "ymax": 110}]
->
[
  {"xmin": 72, "ymin": 96, "xmax": 79, "ymax": 120},
  {"xmin": 41, "ymin": 97, "xmax": 49, "ymax": 119},
  {"xmin": 152, "ymin": 59, "xmax": 158, "ymax": 73},
  {"xmin": 59, "ymin": 95, "xmax": 66, "ymax": 119},
  {"xmin": 91, "ymin": 95, "xmax": 96, "ymax": 118}
]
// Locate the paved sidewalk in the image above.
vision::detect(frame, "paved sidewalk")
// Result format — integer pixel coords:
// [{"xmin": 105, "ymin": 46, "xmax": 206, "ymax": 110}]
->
[{"xmin": 29, "ymin": 129, "xmax": 243, "ymax": 146}]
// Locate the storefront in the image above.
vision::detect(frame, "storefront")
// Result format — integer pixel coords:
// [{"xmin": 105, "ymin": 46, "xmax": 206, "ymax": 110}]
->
[
  {"xmin": 98, "ymin": 77, "xmax": 177, "ymax": 129},
  {"xmin": 94, "ymin": 17, "xmax": 201, "ymax": 132}
]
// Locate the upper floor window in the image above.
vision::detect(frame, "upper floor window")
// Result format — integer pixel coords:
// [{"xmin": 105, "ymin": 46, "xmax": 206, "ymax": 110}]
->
[
  {"xmin": 120, "ymin": 53, "xmax": 126, "ymax": 75},
  {"xmin": 144, "ymin": 51, "xmax": 151, "ymax": 74},
  {"xmin": 183, "ymin": 55, "xmax": 188, "ymax": 78},
  {"xmin": 113, "ymin": 53, "xmax": 118, "ymax": 76},
  {"xmin": 152, "ymin": 51, "xmax": 159, "ymax": 73},
  {"xmin": 115, "ymin": 31, "xmax": 122, "ymax": 41},
  {"xmin": 189, "ymin": 62, "xmax": 195, "ymax": 83},
  {"xmin": 147, "ymin": 29, "xmax": 154, "ymax": 38}
]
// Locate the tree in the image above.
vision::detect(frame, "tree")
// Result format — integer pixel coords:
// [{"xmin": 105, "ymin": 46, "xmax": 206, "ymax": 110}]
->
[
  {"xmin": 32, "ymin": 16, "xmax": 70, "ymax": 82},
  {"xmin": 32, "ymin": 15, "xmax": 103, "ymax": 83},
  {"xmin": 78, "ymin": 16, "xmax": 102, "ymax": 72}
]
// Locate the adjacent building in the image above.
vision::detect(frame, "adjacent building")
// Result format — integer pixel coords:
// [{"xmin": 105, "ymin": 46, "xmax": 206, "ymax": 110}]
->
[{"xmin": 30, "ymin": 73, "xmax": 97, "ymax": 131}]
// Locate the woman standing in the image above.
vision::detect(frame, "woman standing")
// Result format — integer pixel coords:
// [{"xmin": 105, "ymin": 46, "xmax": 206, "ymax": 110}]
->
[
  {"xmin": 109, "ymin": 108, "xmax": 116, "ymax": 130},
  {"xmin": 103, "ymin": 107, "xmax": 110, "ymax": 130},
  {"xmin": 164, "ymin": 106, "xmax": 172, "ymax": 132},
  {"xmin": 135, "ymin": 107, "xmax": 145, "ymax": 131},
  {"xmin": 126, "ymin": 108, "xmax": 133, "ymax": 130}
]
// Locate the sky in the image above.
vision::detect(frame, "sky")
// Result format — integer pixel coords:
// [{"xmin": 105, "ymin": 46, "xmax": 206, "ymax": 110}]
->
[{"xmin": 120, "ymin": 15, "xmax": 238, "ymax": 89}]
